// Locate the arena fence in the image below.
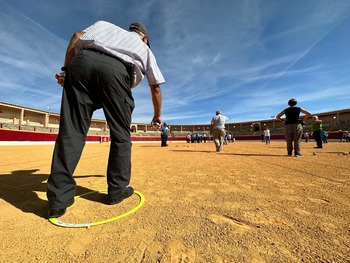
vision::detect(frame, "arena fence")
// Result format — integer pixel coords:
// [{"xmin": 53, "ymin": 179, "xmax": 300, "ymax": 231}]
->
[{"xmin": 0, "ymin": 127, "xmax": 342, "ymax": 143}]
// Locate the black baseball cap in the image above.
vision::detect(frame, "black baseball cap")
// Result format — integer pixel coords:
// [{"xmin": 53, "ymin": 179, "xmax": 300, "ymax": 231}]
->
[{"xmin": 129, "ymin": 22, "xmax": 150, "ymax": 48}]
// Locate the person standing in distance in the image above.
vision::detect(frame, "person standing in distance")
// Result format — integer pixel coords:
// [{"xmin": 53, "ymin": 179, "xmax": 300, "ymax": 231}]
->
[
  {"xmin": 338, "ymin": 129, "xmax": 344, "ymax": 143},
  {"xmin": 264, "ymin": 127, "xmax": 271, "ymax": 145},
  {"xmin": 47, "ymin": 21, "xmax": 165, "ymax": 218},
  {"xmin": 160, "ymin": 122, "xmax": 169, "ymax": 147},
  {"xmin": 210, "ymin": 110, "xmax": 228, "ymax": 152},
  {"xmin": 311, "ymin": 115, "xmax": 323, "ymax": 149},
  {"xmin": 276, "ymin": 98, "xmax": 311, "ymax": 157}
]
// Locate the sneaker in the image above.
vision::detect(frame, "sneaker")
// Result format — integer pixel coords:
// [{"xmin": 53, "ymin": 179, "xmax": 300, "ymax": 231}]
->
[
  {"xmin": 108, "ymin": 187, "xmax": 134, "ymax": 205},
  {"xmin": 295, "ymin": 154, "xmax": 303, "ymax": 157}
]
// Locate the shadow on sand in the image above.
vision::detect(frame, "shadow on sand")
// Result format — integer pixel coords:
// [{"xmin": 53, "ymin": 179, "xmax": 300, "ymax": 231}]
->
[{"xmin": 0, "ymin": 169, "xmax": 106, "ymax": 219}]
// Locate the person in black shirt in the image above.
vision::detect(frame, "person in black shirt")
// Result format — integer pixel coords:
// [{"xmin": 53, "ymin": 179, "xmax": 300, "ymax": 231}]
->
[{"xmin": 276, "ymin": 98, "xmax": 311, "ymax": 157}]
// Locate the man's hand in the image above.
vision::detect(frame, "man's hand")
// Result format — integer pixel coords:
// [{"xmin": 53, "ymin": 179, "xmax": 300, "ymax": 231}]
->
[
  {"xmin": 151, "ymin": 118, "xmax": 162, "ymax": 126},
  {"xmin": 54, "ymin": 31, "xmax": 85, "ymax": 88},
  {"xmin": 55, "ymin": 72, "xmax": 65, "ymax": 87}
]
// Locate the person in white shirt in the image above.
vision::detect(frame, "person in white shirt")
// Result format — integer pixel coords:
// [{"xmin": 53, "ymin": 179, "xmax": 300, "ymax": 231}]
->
[
  {"xmin": 264, "ymin": 127, "xmax": 271, "ymax": 145},
  {"xmin": 210, "ymin": 110, "xmax": 228, "ymax": 152},
  {"xmin": 47, "ymin": 21, "xmax": 165, "ymax": 218}
]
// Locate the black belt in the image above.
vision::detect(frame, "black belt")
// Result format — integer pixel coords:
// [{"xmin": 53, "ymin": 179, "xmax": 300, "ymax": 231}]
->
[
  {"xmin": 85, "ymin": 48, "xmax": 124, "ymax": 63},
  {"xmin": 85, "ymin": 48, "xmax": 135, "ymax": 87}
]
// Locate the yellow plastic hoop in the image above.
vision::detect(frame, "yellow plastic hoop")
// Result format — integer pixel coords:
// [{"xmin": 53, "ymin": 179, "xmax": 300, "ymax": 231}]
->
[{"xmin": 48, "ymin": 190, "xmax": 145, "ymax": 228}]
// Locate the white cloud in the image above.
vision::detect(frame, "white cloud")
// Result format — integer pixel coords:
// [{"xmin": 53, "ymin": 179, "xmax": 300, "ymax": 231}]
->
[{"xmin": 1, "ymin": 0, "xmax": 350, "ymax": 124}]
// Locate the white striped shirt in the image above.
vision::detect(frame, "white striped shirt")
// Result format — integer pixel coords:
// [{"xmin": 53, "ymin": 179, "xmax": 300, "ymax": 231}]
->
[
  {"xmin": 74, "ymin": 21, "xmax": 165, "ymax": 88},
  {"xmin": 211, "ymin": 114, "xmax": 228, "ymax": 129}
]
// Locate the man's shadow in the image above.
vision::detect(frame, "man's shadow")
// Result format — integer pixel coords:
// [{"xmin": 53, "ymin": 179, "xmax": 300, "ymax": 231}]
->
[{"xmin": 0, "ymin": 169, "xmax": 106, "ymax": 219}]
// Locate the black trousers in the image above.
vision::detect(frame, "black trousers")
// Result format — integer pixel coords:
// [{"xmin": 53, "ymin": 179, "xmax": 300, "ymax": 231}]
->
[
  {"xmin": 47, "ymin": 49, "xmax": 134, "ymax": 209},
  {"xmin": 313, "ymin": 130, "xmax": 323, "ymax": 148}
]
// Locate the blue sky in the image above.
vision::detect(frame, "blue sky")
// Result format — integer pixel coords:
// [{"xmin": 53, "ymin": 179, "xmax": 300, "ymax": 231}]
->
[{"xmin": 1, "ymin": 0, "xmax": 349, "ymax": 124}]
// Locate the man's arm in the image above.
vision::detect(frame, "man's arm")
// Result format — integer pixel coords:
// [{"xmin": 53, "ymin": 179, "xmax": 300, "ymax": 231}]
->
[
  {"xmin": 150, "ymin": 84, "xmax": 162, "ymax": 125},
  {"xmin": 55, "ymin": 32, "xmax": 85, "ymax": 87},
  {"xmin": 209, "ymin": 118, "xmax": 214, "ymax": 134},
  {"xmin": 63, "ymin": 31, "xmax": 85, "ymax": 67}
]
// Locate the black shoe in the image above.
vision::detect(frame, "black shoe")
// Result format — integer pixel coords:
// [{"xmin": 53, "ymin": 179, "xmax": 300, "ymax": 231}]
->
[
  {"xmin": 47, "ymin": 199, "xmax": 74, "ymax": 219},
  {"xmin": 108, "ymin": 187, "xmax": 134, "ymax": 205},
  {"xmin": 48, "ymin": 208, "xmax": 66, "ymax": 218}
]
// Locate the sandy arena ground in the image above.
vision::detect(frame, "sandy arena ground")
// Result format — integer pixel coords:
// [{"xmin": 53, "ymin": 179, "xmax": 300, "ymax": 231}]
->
[{"xmin": 0, "ymin": 140, "xmax": 349, "ymax": 262}]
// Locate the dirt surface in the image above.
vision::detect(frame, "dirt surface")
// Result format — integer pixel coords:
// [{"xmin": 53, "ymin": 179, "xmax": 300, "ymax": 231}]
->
[{"xmin": 0, "ymin": 140, "xmax": 349, "ymax": 262}]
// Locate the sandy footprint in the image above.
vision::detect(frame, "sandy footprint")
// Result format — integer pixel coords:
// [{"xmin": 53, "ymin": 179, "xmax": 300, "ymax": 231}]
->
[
  {"xmin": 168, "ymin": 240, "xmax": 196, "ymax": 263},
  {"xmin": 142, "ymin": 241, "xmax": 166, "ymax": 262},
  {"xmin": 68, "ymin": 232, "xmax": 93, "ymax": 255},
  {"xmin": 141, "ymin": 240, "xmax": 196, "ymax": 263},
  {"xmin": 308, "ymin": 197, "xmax": 330, "ymax": 204},
  {"xmin": 293, "ymin": 207, "xmax": 311, "ymax": 216},
  {"xmin": 208, "ymin": 214, "xmax": 252, "ymax": 234}
]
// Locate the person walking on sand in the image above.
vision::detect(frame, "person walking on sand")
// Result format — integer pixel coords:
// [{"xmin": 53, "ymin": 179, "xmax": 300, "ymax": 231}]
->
[
  {"xmin": 276, "ymin": 98, "xmax": 311, "ymax": 157},
  {"xmin": 210, "ymin": 110, "xmax": 228, "ymax": 152},
  {"xmin": 47, "ymin": 21, "xmax": 165, "ymax": 218}
]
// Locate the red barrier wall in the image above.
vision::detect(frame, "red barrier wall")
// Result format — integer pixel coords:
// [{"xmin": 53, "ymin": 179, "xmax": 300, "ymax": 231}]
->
[
  {"xmin": 0, "ymin": 129, "xmax": 101, "ymax": 142},
  {"xmin": 0, "ymin": 128, "xmax": 340, "ymax": 143},
  {"xmin": 0, "ymin": 129, "xmax": 183, "ymax": 142}
]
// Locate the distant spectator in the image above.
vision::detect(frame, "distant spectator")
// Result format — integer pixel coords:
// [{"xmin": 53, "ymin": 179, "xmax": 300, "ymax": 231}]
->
[
  {"xmin": 311, "ymin": 115, "xmax": 323, "ymax": 149},
  {"xmin": 191, "ymin": 133, "xmax": 195, "ymax": 143},
  {"xmin": 304, "ymin": 131, "xmax": 309, "ymax": 143},
  {"xmin": 160, "ymin": 122, "xmax": 169, "ymax": 147},
  {"xmin": 261, "ymin": 132, "xmax": 265, "ymax": 142},
  {"xmin": 264, "ymin": 127, "xmax": 271, "ymax": 145},
  {"xmin": 323, "ymin": 130, "xmax": 328, "ymax": 143},
  {"xmin": 186, "ymin": 133, "xmax": 191, "ymax": 143},
  {"xmin": 196, "ymin": 133, "xmax": 200, "ymax": 143},
  {"xmin": 227, "ymin": 133, "xmax": 232, "ymax": 143},
  {"xmin": 223, "ymin": 130, "xmax": 228, "ymax": 145},
  {"xmin": 338, "ymin": 130, "xmax": 344, "ymax": 143},
  {"xmin": 232, "ymin": 134, "xmax": 236, "ymax": 142},
  {"xmin": 203, "ymin": 133, "xmax": 207, "ymax": 143}
]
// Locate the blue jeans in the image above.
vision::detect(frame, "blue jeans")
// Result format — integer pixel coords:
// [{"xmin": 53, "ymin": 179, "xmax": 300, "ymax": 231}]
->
[{"xmin": 161, "ymin": 133, "xmax": 168, "ymax": 146}]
